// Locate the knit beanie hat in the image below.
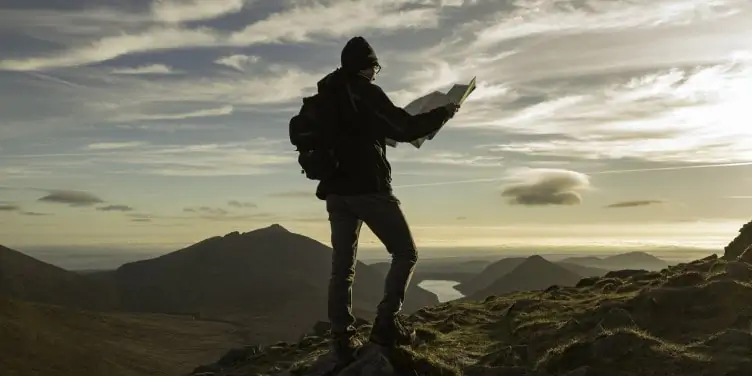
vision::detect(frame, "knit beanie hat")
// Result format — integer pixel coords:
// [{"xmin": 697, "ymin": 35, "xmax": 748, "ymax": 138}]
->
[{"xmin": 341, "ymin": 36, "xmax": 379, "ymax": 72}]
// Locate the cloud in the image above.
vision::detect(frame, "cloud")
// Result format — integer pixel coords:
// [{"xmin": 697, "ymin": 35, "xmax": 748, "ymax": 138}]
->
[
  {"xmin": 97, "ymin": 205, "xmax": 134, "ymax": 212},
  {"xmin": 150, "ymin": 0, "xmax": 247, "ymax": 23},
  {"xmin": 470, "ymin": 0, "xmax": 742, "ymax": 47},
  {"xmin": 114, "ymin": 105, "xmax": 234, "ymax": 122},
  {"xmin": 0, "ymin": 204, "xmax": 20, "ymax": 211},
  {"xmin": 500, "ymin": 168, "xmax": 591, "ymax": 206},
  {"xmin": 183, "ymin": 206, "xmax": 229, "ymax": 216},
  {"xmin": 479, "ymin": 61, "xmax": 752, "ymax": 164},
  {"xmin": 86, "ymin": 141, "xmax": 148, "ymax": 150},
  {"xmin": 37, "ymin": 190, "xmax": 105, "ymax": 206},
  {"xmin": 214, "ymin": 54, "xmax": 260, "ymax": 71},
  {"xmin": 112, "ymin": 64, "xmax": 176, "ymax": 75},
  {"xmin": 21, "ymin": 211, "xmax": 51, "ymax": 216},
  {"xmin": 0, "ymin": 27, "xmax": 221, "ymax": 71},
  {"xmin": 391, "ymin": 151, "xmax": 504, "ymax": 167},
  {"xmin": 605, "ymin": 200, "xmax": 666, "ymax": 208},
  {"xmin": 228, "ymin": 200, "xmax": 257, "ymax": 209},
  {"xmin": 0, "ymin": 0, "xmax": 445, "ymax": 71}
]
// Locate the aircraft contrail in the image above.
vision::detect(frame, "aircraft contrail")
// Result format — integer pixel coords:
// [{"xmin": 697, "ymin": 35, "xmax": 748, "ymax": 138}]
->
[{"xmin": 393, "ymin": 161, "xmax": 752, "ymax": 189}]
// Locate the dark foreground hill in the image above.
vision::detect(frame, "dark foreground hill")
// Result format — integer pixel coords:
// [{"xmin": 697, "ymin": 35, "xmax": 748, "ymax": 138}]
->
[
  {"xmin": 103, "ymin": 224, "xmax": 438, "ymax": 343},
  {"xmin": 0, "ymin": 245, "xmax": 116, "ymax": 310},
  {"xmin": 191, "ymin": 250, "xmax": 752, "ymax": 376},
  {"xmin": 0, "ymin": 295, "xmax": 246, "ymax": 376}
]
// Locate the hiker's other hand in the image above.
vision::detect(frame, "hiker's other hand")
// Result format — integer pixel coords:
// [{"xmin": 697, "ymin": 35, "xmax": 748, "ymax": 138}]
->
[{"xmin": 444, "ymin": 103, "xmax": 460, "ymax": 118}]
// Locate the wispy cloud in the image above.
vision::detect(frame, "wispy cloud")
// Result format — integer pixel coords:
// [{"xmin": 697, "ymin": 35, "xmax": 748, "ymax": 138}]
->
[
  {"xmin": 500, "ymin": 168, "xmax": 591, "ymax": 206},
  {"xmin": 150, "ymin": 0, "xmax": 248, "ymax": 23},
  {"xmin": 214, "ymin": 54, "xmax": 260, "ymax": 71},
  {"xmin": 184, "ymin": 206, "xmax": 229, "ymax": 216},
  {"xmin": 605, "ymin": 200, "xmax": 665, "ymax": 208},
  {"xmin": 21, "ymin": 211, "xmax": 51, "ymax": 216},
  {"xmin": 112, "ymin": 64, "xmax": 176, "ymax": 75},
  {"xmin": 97, "ymin": 204, "xmax": 134, "ymax": 212},
  {"xmin": 0, "ymin": 204, "xmax": 20, "ymax": 211},
  {"xmin": 113, "ymin": 105, "xmax": 234, "ymax": 122},
  {"xmin": 228, "ymin": 200, "xmax": 257, "ymax": 209},
  {"xmin": 86, "ymin": 142, "xmax": 148, "ymax": 150},
  {"xmin": 38, "ymin": 190, "xmax": 105, "ymax": 206}
]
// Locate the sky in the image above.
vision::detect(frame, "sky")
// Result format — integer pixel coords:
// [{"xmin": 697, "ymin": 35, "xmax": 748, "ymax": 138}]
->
[{"xmin": 1, "ymin": 0, "xmax": 751, "ymax": 256}]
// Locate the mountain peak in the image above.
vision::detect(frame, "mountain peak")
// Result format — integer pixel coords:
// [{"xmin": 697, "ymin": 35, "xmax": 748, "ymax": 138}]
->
[{"xmin": 251, "ymin": 223, "xmax": 289, "ymax": 234}]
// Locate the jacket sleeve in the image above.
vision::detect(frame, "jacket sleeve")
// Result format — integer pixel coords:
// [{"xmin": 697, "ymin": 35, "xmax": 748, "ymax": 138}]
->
[{"xmin": 357, "ymin": 83, "xmax": 451, "ymax": 143}]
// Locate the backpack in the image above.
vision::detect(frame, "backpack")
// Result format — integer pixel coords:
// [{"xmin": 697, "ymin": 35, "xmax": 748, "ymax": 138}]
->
[{"xmin": 289, "ymin": 90, "xmax": 343, "ymax": 180}]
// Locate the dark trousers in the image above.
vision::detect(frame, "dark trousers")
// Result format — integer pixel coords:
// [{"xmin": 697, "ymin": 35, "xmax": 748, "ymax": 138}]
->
[{"xmin": 326, "ymin": 192, "xmax": 418, "ymax": 337}]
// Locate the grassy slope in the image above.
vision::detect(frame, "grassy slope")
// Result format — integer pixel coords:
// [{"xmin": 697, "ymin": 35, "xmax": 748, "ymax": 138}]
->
[
  {"xmin": 199, "ymin": 254, "xmax": 752, "ymax": 376},
  {"xmin": 0, "ymin": 296, "xmax": 247, "ymax": 376}
]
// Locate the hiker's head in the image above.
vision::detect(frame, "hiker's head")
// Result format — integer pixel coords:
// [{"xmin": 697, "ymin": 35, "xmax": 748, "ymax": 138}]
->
[{"xmin": 341, "ymin": 36, "xmax": 380, "ymax": 80}]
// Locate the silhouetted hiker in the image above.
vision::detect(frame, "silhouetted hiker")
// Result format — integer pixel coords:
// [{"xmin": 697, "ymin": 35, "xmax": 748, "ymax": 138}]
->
[{"xmin": 289, "ymin": 36, "xmax": 460, "ymax": 366}]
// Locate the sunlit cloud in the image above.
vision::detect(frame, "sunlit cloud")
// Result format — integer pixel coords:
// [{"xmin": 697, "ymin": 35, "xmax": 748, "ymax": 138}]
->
[
  {"xmin": 112, "ymin": 64, "xmax": 176, "ymax": 75},
  {"xmin": 500, "ymin": 168, "xmax": 592, "ymax": 206}
]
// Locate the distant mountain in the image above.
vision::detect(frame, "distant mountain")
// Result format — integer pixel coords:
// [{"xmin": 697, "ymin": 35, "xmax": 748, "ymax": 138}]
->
[
  {"xmin": 561, "ymin": 251, "xmax": 668, "ymax": 271},
  {"xmin": 103, "ymin": 224, "xmax": 438, "ymax": 342},
  {"xmin": 557, "ymin": 262, "xmax": 610, "ymax": 277},
  {"xmin": 0, "ymin": 295, "xmax": 244, "ymax": 376},
  {"xmin": 455, "ymin": 257, "xmax": 526, "ymax": 295},
  {"xmin": 0, "ymin": 245, "xmax": 116, "ymax": 310},
  {"xmin": 469, "ymin": 256, "xmax": 583, "ymax": 300}
]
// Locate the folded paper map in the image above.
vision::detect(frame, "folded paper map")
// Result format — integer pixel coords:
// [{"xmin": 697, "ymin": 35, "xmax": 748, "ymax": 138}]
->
[{"xmin": 387, "ymin": 76, "xmax": 476, "ymax": 148}]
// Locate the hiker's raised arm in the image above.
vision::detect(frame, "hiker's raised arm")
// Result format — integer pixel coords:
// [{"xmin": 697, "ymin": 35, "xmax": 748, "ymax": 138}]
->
[{"xmin": 362, "ymin": 85, "xmax": 453, "ymax": 143}]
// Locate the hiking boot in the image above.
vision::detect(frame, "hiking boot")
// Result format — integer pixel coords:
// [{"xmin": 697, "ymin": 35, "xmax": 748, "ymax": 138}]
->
[
  {"xmin": 368, "ymin": 314, "xmax": 416, "ymax": 347},
  {"xmin": 330, "ymin": 333, "xmax": 363, "ymax": 365}
]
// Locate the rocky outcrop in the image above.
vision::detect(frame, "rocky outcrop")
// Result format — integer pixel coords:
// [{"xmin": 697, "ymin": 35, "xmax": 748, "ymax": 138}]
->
[{"xmin": 724, "ymin": 220, "xmax": 752, "ymax": 260}]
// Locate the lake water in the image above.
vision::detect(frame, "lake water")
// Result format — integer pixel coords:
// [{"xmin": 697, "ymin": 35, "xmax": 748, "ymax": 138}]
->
[{"xmin": 417, "ymin": 280, "xmax": 464, "ymax": 302}]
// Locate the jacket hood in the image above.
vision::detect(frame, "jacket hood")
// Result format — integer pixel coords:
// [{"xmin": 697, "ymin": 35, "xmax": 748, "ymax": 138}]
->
[{"xmin": 317, "ymin": 68, "xmax": 366, "ymax": 94}]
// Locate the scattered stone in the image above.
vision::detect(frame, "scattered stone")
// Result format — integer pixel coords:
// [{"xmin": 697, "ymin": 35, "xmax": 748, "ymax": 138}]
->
[
  {"xmin": 596, "ymin": 307, "xmax": 636, "ymax": 332},
  {"xmin": 337, "ymin": 344, "xmax": 394, "ymax": 376},
  {"xmin": 593, "ymin": 278, "xmax": 620, "ymax": 290},
  {"xmin": 604, "ymin": 270, "xmax": 649, "ymax": 280},
  {"xmin": 576, "ymin": 277, "xmax": 599, "ymax": 288},
  {"xmin": 561, "ymin": 366, "xmax": 596, "ymax": 376},
  {"xmin": 703, "ymin": 329, "xmax": 752, "ymax": 351},
  {"xmin": 662, "ymin": 271, "xmax": 705, "ymax": 287},
  {"xmin": 216, "ymin": 344, "xmax": 263, "ymax": 366}
]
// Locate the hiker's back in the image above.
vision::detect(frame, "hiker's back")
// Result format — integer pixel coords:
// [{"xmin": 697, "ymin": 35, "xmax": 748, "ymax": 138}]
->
[{"xmin": 314, "ymin": 70, "xmax": 393, "ymax": 199}]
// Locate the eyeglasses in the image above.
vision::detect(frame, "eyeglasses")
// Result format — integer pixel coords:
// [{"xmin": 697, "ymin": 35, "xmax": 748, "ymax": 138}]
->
[{"xmin": 374, "ymin": 63, "xmax": 381, "ymax": 75}]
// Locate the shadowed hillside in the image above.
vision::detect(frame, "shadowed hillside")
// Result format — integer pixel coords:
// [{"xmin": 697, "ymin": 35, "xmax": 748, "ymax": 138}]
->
[
  {"xmin": 191, "ymin": 250, "xmax": 752, "ymax": 376},
  {"xmin": 561, "ymin": 251, "xmax": 669, "ymax": 271},
  {"xmin": 456, "ymin": 256, "xmax": 609, "ymax": 297},
  {"xmin": 468, "ymin": 256, "xmax": 584, "ymax": 300},
  {"xmin": 0, "ymin": 295, "xmax": 246, "ymax": 376},
  {"xmin": 103, "ymin": 224, "xmax": 438, "ymax": 343},
  {"xmin": 0, "ymin": 245, "xmax": 117, "ymax": 311}
]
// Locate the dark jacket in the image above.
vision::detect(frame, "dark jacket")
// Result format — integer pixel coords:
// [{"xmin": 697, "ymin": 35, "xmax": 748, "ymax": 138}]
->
[{"xmin": 315, "ymin": 69, "xmax": 452, "ymax": 200}]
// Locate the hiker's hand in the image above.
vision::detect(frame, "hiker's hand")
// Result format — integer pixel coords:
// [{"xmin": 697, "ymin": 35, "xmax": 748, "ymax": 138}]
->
[{"xmin": 444, "ymin": 103, "xmax": 460, "ymax": 118}]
